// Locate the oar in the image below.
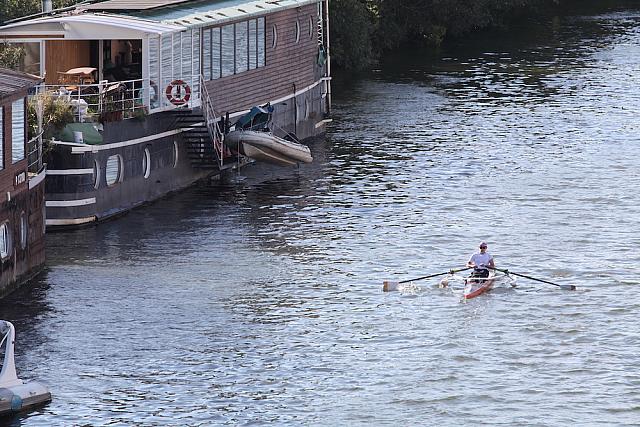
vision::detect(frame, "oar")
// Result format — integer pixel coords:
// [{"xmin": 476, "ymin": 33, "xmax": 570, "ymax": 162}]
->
[
  {"xmin": 490, "ymin": 267, "xmax": 576, "ymax": 291},
  {"xmin": 383, "ymin": 267, "xmax": 472, "ymax": 292}
]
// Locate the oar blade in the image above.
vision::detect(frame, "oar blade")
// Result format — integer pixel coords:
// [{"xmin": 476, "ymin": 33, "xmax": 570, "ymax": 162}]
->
[
  {"xmin": 382, "ymin": 281, "xmax": 399, "ymax": 292},
  {"xmin": 560, "ymin": 284, "xmax": 577, "ymax": 291}
]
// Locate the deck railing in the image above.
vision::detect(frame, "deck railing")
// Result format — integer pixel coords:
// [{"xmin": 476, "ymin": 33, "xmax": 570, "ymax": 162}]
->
[
  {"xmin": 199, "ymin": 74, "xmax": 226, "ymax": 166},
  {"xmin": 33, "ymin": 78, "xmax": 148, "ymax": 123},
  {"xmin": 26, "ymin": 132, "xmax": 44, "ymax": 174}
]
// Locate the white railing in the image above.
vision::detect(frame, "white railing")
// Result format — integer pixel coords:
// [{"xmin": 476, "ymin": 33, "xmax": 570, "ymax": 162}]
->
[
  {"xmin": 27, "ymin": 132, "xmax": 44, "ymax": 174},
  {"xmin": 33, "ymin": 78, "xmax": 149, "ymax": 123}
]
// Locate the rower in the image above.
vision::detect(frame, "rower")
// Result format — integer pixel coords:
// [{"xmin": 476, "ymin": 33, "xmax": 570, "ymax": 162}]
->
[{"xmin": 467, "ymin": 241, "xmax": 495, "ymax": 278}]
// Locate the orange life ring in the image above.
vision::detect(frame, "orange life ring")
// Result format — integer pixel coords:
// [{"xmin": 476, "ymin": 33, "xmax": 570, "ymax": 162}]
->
[{"xmin": 165, "ymin": 79, "xmax": 191, "ymax": 106}]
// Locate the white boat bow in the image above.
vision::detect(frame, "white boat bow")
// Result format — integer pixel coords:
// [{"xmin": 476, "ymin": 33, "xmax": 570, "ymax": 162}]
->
[{"xmin": 0, "ymin": 320, "xmax": 51, "ymax": 416}]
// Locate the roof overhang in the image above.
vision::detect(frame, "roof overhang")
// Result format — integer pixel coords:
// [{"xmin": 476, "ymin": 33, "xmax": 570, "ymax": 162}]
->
[
  {"xmin": 0, "ymin": 68, "xmax": 42, "ymax": 102},
  {"xmin": 169, "ymin": 0, "xmax": 319, "ymax": 28},
  {"xmin": 0, "ymin": 13, "xmax": 185, "ymax": 40}
]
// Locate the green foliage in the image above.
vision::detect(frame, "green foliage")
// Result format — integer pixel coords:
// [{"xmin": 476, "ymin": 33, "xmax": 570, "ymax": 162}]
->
[
  {"xmin": 372, "ymin": 0, "xmax": 556, "ymax": 51},
  {"xmin": 329, "ymin": 0, "xmax": 376, "ymax": 72},
  {"xmin": 330, "ymin": 0, "xmax": 562, "ymax": 71},
  {"xmin": 0, "ymin": 0, "xmax": 82, "ymax": 24},
  {"xmin": 0, "ymin": 42, "xmax": 25, "ymax": 69},
  {"xmin": 27, "ymin": 93, "xmax": 75, "ymax": 141}
]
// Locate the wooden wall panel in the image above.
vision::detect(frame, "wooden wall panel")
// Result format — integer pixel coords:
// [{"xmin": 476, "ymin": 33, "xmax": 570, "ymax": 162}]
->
[
  {"xmin": 45, "ymin": 40, "xmax": 92, "ymax": 84},
  {"xmin": 205, "ymin": 4, "xmax": 322, "ymax": 115}
]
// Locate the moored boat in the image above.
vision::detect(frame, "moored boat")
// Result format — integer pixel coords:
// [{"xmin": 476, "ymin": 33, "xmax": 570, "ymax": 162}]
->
[
  {"xmin": 224, "ymin": 104, "xmax": 313, "ymax": 166},
  {"xmin": 225, "ymin": 130, "xmax": 313, "ymax": 166},
  {"xmin": 0, "ymin": 321, "xmax": 51, "ymax": 416}
]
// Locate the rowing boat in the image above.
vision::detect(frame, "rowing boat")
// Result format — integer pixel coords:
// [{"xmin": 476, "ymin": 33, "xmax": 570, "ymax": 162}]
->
[{"xmin": 463, "ymin": 271, "xmax": 497, "ymax": 299}]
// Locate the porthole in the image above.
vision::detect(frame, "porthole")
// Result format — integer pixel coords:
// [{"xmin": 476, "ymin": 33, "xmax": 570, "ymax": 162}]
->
[
  {"xmin": 173, "ymin": 142, "xmax": 179, "ymax": 168},
  {"xmin": 0, "ymin": 222, "xmax": 10, "ymax": 259},
  {"xmin": 143, "ymin": 148, "xmax": 151, "ymax": 178},
  {"xmin": 93, "ymin": 160, "xmax": 101, "ymax": 189},
  {"xmin": 295, "ymin": 20, "xmax": 300, "ymax": 44},
  {"xmin": 271, "ymin": 24, "xmax": 278, "ymax": 48},
  {"xmin": 19, "ymin": 212, "xmax": 27, "ymax": 249},
  {"xmin": 106, "ymin": 155, "xmax": 123, "ymax": 186},
  {"xmin": 308, "ymin": 16, "xmax": 314, "ymax": 40}
]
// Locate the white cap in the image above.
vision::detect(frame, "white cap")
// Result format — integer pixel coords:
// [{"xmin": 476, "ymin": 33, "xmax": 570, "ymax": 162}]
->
[{"xmin": 479, "ymin": 241, "xmax": 487, "ymax": 247}]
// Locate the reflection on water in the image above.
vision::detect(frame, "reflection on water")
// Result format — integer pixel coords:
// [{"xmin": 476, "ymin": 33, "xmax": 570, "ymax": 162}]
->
[{"xmin": 3, "ymin": 7, "xmax": 640, "ymax": 426}]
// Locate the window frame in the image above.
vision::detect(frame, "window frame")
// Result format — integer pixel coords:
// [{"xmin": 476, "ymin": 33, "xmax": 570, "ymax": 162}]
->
[
  {"xmin": 11, "ymin": 98, "xmax": 26, "ymax": 165},
  {"xmin": 0, "ymin": 222, "xmax": 11, "ymax": 259}
]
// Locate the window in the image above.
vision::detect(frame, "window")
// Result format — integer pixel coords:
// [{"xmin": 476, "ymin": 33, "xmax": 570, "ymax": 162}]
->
[
  {"xmin": 221, "ymin": 24, "xmax": 235, "ymax": 77},
  {"xmin": 257, "ymin": 19, "xmax": 265, "ymax": 67},
  {"xmin": 202, "ymin": 19, "xmax": 265, "ymax": 80},
  {"xmin": 5, "ymin": 42, "xmax": 40, "ymax": 75},
  {"xmin": 0, "ymin": 222, "xmax": 10, "ymax": 259},
  {"xmin": 149, "ymin": 36, "xmax": 160, "ymax": 109},
  {"xmin": 295, "ymin": 20, "xmax": 300, "ymax": 44},
  {"xmin": 19, "ymin": 212, "xmax": 27, "ymax": 249},
  {"xmin": 173, "ymin": 142, "xmax": 179, "ymax": 168},
  {"xmin": 249, "ymin": 20, "xmax": 258, "ymax": 70},
  {"xmin": 309, "ymin": 16, "xmax": 314, "ymax": 40},
  {"xmin": 0, "ymin": 106, "xmax": 3, "ymax": 170},
  {"xmin": 12, "ymin": 99, "xmax": 25, "ymax": 164},
  {"xmin": 161, "ymin": 34, "xmax": 173, "ymax": 84},
  {"xmin": 212, "ymin": 27, "xmax": 221, "ymax": 79},
  {"xmin": 305, "ymin": 98, "xmax": 310, "ymax": 120},
  {"xmin": 105, "ymin": 155, "xmax": 123, "ymax": 186},
  {"xmin": 93, "ymin": 160, "xmax": 101, "ymax": 189},
  {"xmin": 143, "ymin": 148, "xmax": 151, "ymax": 178},
  {"xmin": 235, "ymin": 21, "xmax": 249, "ymax": 73},
  {"xmin": 179, "ymin": 31, "xmax": 193, "ymax": 95},
  {"xmin": 203, "ymin": 29, "xmax": 212, "ymax": 80},
  {"xmin": 192, "ymin": 28, "xmax": 201, "ymax": 96},
  {"xmin": 272, "ymin": 24, "xmax": 278, "ymax": 48}
]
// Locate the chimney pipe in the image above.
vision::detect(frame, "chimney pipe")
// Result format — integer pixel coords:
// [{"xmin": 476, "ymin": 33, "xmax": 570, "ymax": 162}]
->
[{"xmin": 43, "ymin": 0, "xmax": 53, "ymax": 13}]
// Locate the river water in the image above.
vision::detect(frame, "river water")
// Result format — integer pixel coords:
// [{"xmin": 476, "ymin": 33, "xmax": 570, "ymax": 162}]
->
[{"xmin": 3, "ymin": 7, "xmax": 640, "ymax": 427}]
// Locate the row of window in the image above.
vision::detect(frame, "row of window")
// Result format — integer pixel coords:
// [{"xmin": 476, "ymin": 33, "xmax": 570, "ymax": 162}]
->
[
  {"xmin": 202, "ymin": 18, "xmax": 266, "ymax": 80},
  {"xmin": 201, "ymin": 15, "xmax": 316, "ymax": 81},
  {"xmin": 93, "ymin": 143, "xmax": 179, "ymax": 189},
  {"xmin": 0, "ymin": 100, "xmax": 27, "ymax": 171},
  {"xmin": 0, "ymin": 213, "xmax": 29, "ymax": 259}
]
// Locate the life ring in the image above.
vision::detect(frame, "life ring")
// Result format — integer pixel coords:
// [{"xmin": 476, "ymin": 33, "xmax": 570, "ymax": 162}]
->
[{"xmin": 165, "ymin": 79, "xmax": 191, "ymax": 106}]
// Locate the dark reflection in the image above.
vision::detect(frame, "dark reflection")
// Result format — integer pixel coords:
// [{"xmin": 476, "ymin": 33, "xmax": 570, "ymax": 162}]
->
[{"xmin": 0, "ymin": 272, "xmax": 53, "ymax": 349}]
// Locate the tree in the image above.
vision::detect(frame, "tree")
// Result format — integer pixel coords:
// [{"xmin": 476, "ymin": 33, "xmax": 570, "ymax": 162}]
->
[
  {"xmin": 0, "ymin": 43, "xmax": 25, "ymax": 69},
  {"xmin": 0, "ymin": 0, "xmax": 82, "ymax": 25},
  {"xmin": 329, "ymin": 0, "xmax": 376, "ymax": 72}
]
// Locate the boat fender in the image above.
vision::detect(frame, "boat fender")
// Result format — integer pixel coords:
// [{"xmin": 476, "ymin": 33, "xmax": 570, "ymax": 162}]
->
[
  {"xmin": 10, "ymin": 393, "xmax": 22, "ymax": 411},
  {"xmin": 165, "ymin": 80, "xmax": 191, "ymax": 106},
  {"xmin": 149, "ymin": 80, "xmax": 159, "ymax": 104}
]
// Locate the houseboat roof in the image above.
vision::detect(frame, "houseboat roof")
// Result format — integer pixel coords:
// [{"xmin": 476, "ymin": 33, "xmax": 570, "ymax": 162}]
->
[
  {"xmin": 0, "ymin": 0, "xmax": 319, "ymax": 38},
  {"xmin": 131, "ymin": 0, "xmax": 319, "ymax": 27},
  {"xmin": 0, "ymin": 69, "xmax": 41, "ymax": 102},
  {"xmin": 81, "ymin": 0, "xmax": 194, "ymax": 10},
  {"xmin": 0, "ymin": 12, "xmax": 186, "ymax": 37},
  {"xmin": 84, "ymin": 0, "xmax": 320, "ymax": 28}
]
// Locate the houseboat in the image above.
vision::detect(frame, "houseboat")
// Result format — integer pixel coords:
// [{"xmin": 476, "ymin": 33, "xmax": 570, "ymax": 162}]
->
[
  {"xmin": 0, "ymin": 69, "xmax": 46, "ymax": 298},
  {"xmin": 0, "ymin": 0, "xmax": 331, "ymax": 227}
]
